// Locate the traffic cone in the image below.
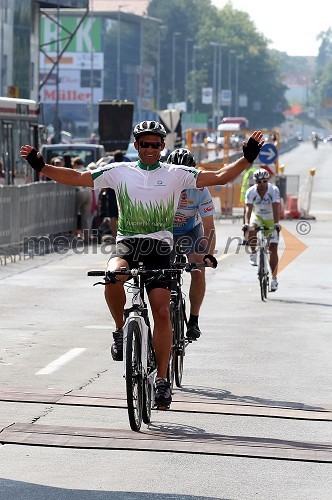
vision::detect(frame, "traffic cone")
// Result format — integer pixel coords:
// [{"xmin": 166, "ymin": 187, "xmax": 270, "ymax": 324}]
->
[{"xmin": 285, "ymin": 195, "xmax": 301, "ymax": 219}]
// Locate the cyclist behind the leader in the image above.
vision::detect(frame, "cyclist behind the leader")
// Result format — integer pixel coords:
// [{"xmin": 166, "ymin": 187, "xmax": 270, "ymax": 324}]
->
[
  {"xmin": 20, "ymin": 122, "xmax": 264, "ymax": 409},
  {"xmin": 167, "ymin": 148, "xmax": 217, "ymax": 341},
  {"xmin": 242, "ymin": 168, "xmax": 280, "ymax": 291}
]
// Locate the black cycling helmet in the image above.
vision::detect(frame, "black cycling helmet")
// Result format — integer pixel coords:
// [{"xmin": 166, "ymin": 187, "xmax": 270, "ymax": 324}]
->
[
  {"xmin": 167, "ymin": 148, "xmax": 196, "ymax": 167},
  {"xmin": 133, "ymin": 120, "xmax": 167, "ymax": 139}
]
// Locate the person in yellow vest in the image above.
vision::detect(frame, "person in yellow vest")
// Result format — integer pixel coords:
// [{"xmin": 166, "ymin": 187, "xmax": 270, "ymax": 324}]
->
[{"xmin": 240, "ymin": 165, "xmax": 257, "ymax": 205}]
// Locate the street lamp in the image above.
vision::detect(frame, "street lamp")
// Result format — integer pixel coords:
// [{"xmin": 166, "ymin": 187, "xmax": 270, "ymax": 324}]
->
[
  {"xmin": 227, "ymin": 49, "xmax": 236, "ymax": 116},
  {"xmin": 171, "ymin": 32, "xmax": 182, "ymax": 108},
  {"xmin": 156, "ymin": 25, "xmax": 167, "ymax": 112},
  {"xmin": 210, "ymin": 42, "xmax": 218, "ymax": 128},
  {"xmin": 235, "ymin": 54, "xmax": 243, "ymax": 117},
  {"xmin": 217, "ymin": 43, "xmax": 227, "ymax": 126},
  {"xmin": 185, "ymin": 38, "xmax": 193, "ymax": 112},
  {"xmin": 192, "ymin": 45, "xmax": 200, "ymax": 117},
  {"xmin": 116, "ymin": 7, "xmax": 123, "ymax": 100}
]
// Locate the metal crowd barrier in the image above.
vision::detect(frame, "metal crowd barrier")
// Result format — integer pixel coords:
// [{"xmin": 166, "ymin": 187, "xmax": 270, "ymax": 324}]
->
[{"xmin": 0, "ymin": 182, "xmax": 76, "ymax": 250}]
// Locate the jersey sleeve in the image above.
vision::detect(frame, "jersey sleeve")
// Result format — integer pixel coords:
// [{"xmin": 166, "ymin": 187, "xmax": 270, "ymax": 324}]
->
[
  {"xmin": 170, "ymin": 165, "xmax": 198, "ymax": 190},
  {"xmin": 90, "ymin": 164, "xmax": 118, "ymax": 190},
  {"xmin": 198, "ymin": 187, "xmax": 216, "ymax": 218},
  {"xmin": 245, "ymin": 186, "xmax": 254, "ymax": 204},
  {"xmin": 272, "ymin": 185, "xmax": 281, "ymax": 203}
]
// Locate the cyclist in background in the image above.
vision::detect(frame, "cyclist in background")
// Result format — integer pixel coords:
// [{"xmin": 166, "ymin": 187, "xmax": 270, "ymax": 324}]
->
[
  {"xmin": 21, "ymin": 122, "xmax": 264, "ymax": 408},
  {"xmin": 167, "ymin": 148, "xmax": 217, "ymax": 340},
  {"xmin": 242, "ymin": 168, "xmax": 280, "ymax": 292}
]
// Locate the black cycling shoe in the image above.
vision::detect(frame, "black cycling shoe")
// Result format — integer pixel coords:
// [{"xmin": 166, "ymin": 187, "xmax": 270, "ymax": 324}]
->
[
  {"xmin": 154, "ymin": 379, "xmax": 172, "ymax": 408},
  {"xmin": 186, "ymin": 323, "xmax": 201, "ymax": 341},
  {"xmin": 110, "ymin": 328, "xmax": 123, "ymax": 361}
]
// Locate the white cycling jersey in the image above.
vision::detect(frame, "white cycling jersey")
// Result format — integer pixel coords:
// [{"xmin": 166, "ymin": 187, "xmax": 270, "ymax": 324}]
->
[
  {"xmin": 245, "ymin": 183, "xmax": 280, "ymax": 221},
  {"xmin": 91, "ymin": 160, "xmax": 199, "ymax": 243}
]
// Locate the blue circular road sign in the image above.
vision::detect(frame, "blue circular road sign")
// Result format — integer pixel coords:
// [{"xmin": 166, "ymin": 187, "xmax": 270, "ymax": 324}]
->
[{"xmin": 258, "ymin": 143, "xmax": 278, "ymax": 164}]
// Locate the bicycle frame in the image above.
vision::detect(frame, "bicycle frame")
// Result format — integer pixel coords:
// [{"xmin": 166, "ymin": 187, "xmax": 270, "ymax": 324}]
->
[{"xmin": 256, "ymin": 227, "xmax": 272, "ymax": 301}]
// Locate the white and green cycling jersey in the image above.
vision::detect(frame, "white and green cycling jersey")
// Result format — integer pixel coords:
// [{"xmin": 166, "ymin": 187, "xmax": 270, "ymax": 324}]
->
[{"xmin": 91, "ymin": 160, "xmax": 199, "ymax": 243}]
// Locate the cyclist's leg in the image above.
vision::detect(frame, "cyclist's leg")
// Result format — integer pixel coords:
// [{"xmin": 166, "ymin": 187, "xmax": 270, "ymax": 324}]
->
[
  {"xmin": 269, "ymin": 242, "xmax": 278, "ymax": 276},
  {"xmin": 105, "ymin": 255, "xmax": 129, "ymax": 329},
  {"xmin": 188, "ymin": 252, "xmax": 206, "ymax": 315},
  {"xmin": 148, "ymin": 287, "xmax": 172, "ymax": 380},
  {"xmin": 247, "ymin": 223, "xmax": 258, "ymax": 265}
]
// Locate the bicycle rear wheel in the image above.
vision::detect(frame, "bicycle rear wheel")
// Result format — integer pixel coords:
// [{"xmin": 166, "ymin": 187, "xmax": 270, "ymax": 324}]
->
[
  {"xmin": 167, "ymin": 303, "xmax": 176, "ymax": 391},
  {"xmin": 126, "ymin": 319, "xmax": 143, "ymax": 431},
  {"xmin": 142, "ymin": 331, "xmax": 156, "ymax": 424},
  {"xmin": 174, "ymin": 298, "xmax": 186, "ymax": 387}
]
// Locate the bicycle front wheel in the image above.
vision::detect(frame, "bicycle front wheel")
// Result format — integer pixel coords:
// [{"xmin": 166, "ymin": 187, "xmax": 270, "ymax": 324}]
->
[
  {"xmin": 126, "ymin": 319, "xmax": 143, "ymax": 431},
  {"xmin": 258, "ymin": 249, "xmax": 268, "ymax": 302}
]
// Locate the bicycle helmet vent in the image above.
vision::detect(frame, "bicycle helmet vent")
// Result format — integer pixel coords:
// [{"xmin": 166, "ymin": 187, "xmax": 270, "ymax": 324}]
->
[
  {"xmin": 133, "ymin": 121, "xmax": 167, "ymax": 139},
  {"xmin": 167, "ymin": 148, "xmax": 196, "ymax": 167},
  {"xmin": 253, "ymin": 168, "xmax": 269, "ymax": 181}
]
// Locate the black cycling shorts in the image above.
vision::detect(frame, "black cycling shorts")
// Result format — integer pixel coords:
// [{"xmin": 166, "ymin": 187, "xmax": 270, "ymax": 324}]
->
[{"xmin": 109, "ymin": 238, "xmax": 172, "ymax": 294}]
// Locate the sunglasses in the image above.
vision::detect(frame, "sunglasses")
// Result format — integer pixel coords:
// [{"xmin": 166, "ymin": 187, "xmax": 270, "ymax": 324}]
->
[
  {"xmin": 139, "ymin": 141, "xmax": 162, "ymax": 149},
  {"xmin": 256, "ymin": 180, "xmax": 268, "ymax": 184}
]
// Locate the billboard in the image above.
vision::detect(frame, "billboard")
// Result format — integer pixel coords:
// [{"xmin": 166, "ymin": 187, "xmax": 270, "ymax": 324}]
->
[{"xmin": 40, "ymin": 17, "xmax": 104, "ymax": 105}]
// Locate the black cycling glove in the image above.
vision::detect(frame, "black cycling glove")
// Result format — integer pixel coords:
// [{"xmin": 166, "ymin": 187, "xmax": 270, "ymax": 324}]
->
[
  {"xmin": 25, "ymin": 148, "xmax": 46, "ymax": 172},
  {"xmin": 242, "ymin": 137, "xmax": 262, "ymax": 163},
  {"xmin": 203, "ymin": 254, "xmax": 218, "ymax": 268}
]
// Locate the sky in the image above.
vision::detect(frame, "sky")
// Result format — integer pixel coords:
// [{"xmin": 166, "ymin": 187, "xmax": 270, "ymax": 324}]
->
[{"xmin": 211, "ymin": 0, "xmax": 332, "ymax": 56}]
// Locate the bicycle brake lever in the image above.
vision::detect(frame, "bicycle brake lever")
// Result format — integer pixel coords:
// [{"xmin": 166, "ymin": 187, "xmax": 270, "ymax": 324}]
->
[{"xmin": 93, "ymin": 281, "xmax": 106, "ymax": 286}]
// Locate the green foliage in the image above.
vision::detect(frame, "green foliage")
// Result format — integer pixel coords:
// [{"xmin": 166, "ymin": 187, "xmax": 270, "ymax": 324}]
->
[{"xmin": 146, "ymin": 0, "xmax": 289, "ymax": 128}]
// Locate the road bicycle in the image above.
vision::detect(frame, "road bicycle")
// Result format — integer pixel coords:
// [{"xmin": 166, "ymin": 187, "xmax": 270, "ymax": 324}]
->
[
  {"xmin": 88, "ymin": 256, "xmax": 216, "ymax": 430},
  {"xmin": 255, "ymin": 226, "xmax": 272, "ymax": 302},
  {"xmin": 88, "ymin": 266, "xmax": 161, "ymax": 431},
  {"xmin": 168, "ymin": 250, "xmax": 218, "ymax": 389},
  {"xmin": 168, "ymin": 255, "xmax": 188, "ymax": 390},
  {"xmin": 88, "ymin": 264, "xmax": 196, "ymax": 431}
]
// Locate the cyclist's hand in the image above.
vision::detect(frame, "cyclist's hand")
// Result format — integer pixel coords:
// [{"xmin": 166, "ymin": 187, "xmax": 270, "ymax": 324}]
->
[
  {"xmin": 242, "ymin": 223, "xmax": 249, "ymax": 233},
  {"xmin": 20, "ymin": 146, "xmax": 45, "ymax": 172},
  {"xmin": 274, "ymin": 223, "xmax": 281, "ymax": 233},
  {"xmin": 203, "ymin": 254, "xmax": 218, "ymax": 268},
  {"xmin": 242, "ymin": 132, "xmax": 264, "ymax": 163}
]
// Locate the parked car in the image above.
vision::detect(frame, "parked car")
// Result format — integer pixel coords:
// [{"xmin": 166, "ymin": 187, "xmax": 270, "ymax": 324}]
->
[
  {"xmin": 125, "ymin": 143, "xmax": 139, "ymax": 161},
  {"xmin": 40, "ymin": 143, "xmax": 105, "ymax": 167}
]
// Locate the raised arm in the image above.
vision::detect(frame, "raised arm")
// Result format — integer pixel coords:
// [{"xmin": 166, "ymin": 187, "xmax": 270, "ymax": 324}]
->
[
  {"xmin": 20, "ymin": 145, "xmax": 94, "ymax": 187},
  {"xmin": 196, "ymin": 131, "xmax": 264, "ymax": 188}
]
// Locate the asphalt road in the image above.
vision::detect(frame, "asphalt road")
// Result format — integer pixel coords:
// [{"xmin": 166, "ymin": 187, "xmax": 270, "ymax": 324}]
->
[{"xmin": 0, "ymin": 140, "xmax": 331, "ymax": 499}]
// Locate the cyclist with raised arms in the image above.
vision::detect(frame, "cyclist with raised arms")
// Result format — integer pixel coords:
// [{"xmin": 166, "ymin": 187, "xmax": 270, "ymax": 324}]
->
[
  {"xmin": 20, "ymin": 121, "xmax": 264, "ymax": 409},
  {"xmin": 167, "ymin": 148, "xmax": 217, "ymax": 341},
  {"xmin": 242, "ymin": 168, "xmax": 280, "ymax": 292}
]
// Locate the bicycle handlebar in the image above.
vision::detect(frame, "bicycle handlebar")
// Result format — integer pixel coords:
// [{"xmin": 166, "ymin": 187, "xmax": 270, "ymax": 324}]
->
[{"xmin": 87, "ymin": 262, "xmax": 209, "ymax": 279}]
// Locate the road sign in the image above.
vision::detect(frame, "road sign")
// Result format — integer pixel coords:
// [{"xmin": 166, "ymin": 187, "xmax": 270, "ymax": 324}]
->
[{"xmin": 258, "ymin": 143, "xmax": 278, "ymax": 164}]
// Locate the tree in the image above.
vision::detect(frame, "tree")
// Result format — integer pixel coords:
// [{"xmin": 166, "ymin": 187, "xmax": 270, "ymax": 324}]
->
[{"xmin": 146, "ymin": 0, "xmax": 288, "ymax": 128}]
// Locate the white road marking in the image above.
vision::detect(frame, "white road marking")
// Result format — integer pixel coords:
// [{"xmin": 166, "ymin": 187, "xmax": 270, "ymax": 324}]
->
[{"xmin": 36, "ymin": 348, "xmax": 86, "ymax": 375}]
